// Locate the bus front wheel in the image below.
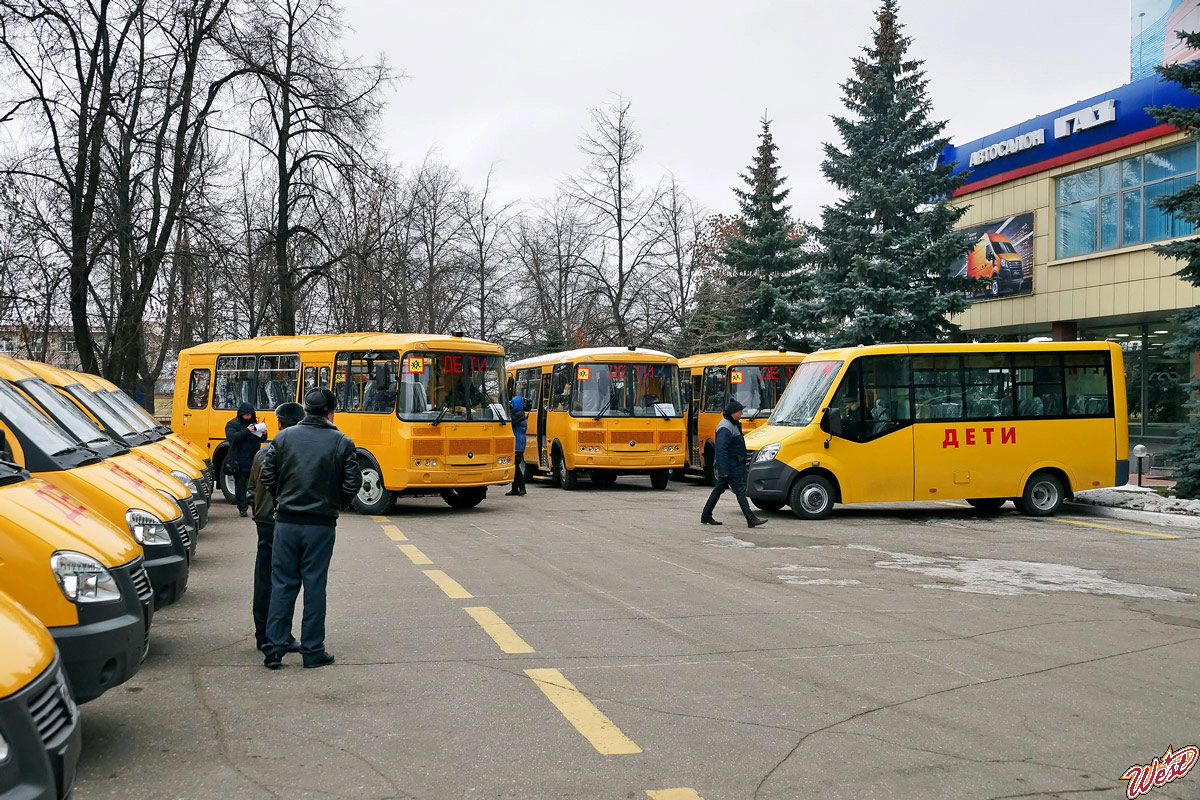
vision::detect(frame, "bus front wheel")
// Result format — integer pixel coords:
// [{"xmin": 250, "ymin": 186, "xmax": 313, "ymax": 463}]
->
[
  {"xmin": 1017, "ymin": 473, "xmax": 1065, "ymax": 517},
  {"xmin": 649, "ymin": 469, "xmax": 670, "ymax": 490},
  {"xmin": 554, "ymin": 452, "xmax": 578, "ymax": 490},
  {"xmin": 354, "ymin": 462, "xmax": 396, "ymax": 515},
  {"xmin": 789, "ymin": 475, "xmax": 835, "ymax": 520},
  {"xmin": 441, "ymin": 487, "xmax": 487, "ymax": 509}
]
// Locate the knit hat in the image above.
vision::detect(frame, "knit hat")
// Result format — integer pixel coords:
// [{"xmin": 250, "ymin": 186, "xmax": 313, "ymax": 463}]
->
[{"xmin": 724, "ymin": 399, "xmax": 745, "ymax": 416}]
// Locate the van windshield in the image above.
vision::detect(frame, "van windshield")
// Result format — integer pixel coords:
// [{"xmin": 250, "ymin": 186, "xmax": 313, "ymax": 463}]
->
[
  {"xmin": 67, "ymin": 385, "xmax": 142, "ymax": 440},
  {"xmin": 21, "ymin": 380, "xmax": 116, "ymax": 450},
  {"xmin": 770, "ymin": 361, "xmax": 844, "ymax": 427},
  {"xmin": 0, "ymin": 379, "xmax": 86, "ymax": 460},
  {"xmin": 992, "ymin": 240, "xmax": 1018, "ymax": 254},
  {"xmin": 104, "ymin": 390, "xmax": 160, "ymax": 433}
]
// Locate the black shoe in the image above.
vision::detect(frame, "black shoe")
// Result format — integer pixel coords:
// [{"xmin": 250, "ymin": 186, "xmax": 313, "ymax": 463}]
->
[
  {"xmin": 748, "ymin": 516, "xmax": 768, "ymax": 529},
  {"xmin": 303, "ymin": 652, "xmax": 335, "ymax": 669},
  {"xmin": 700, "ymin": 517, "xmax": 723, "ymax": 525},
  {"xmin": 263, "ymin": 652, "xmax": 282, "ymax": 670},
  {"xmin": 518, "ymin": 489, "xmax": 527, "ymax": 496},
  {"xmin": 238, "ymin": 509, "xmax": 248, "ymax": 518},
  {"xmin": 504, "ymin": 490, "xmax": 520, "ymax": 496}
]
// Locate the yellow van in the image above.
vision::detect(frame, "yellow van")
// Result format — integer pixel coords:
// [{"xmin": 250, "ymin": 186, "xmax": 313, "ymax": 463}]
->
[
  {"xmin": 20, "ymin": 361, "xmax": 210, "ymax": 528},
  {"xmin": 0, "ymin": 378, "xmax": 191, "ymax": 608},
  {"xmin": 0, "ymin": 461, "xmax": 154, "ymax": 703},
  {"xmin": 0, "ymin": 590, "xmax": 81, "ymax": 799}
]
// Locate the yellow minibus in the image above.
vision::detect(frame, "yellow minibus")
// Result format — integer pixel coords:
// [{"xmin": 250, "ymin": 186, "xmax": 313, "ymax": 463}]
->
[
  {"xmin": 0, "ymin": 378, "xmax": 192, "ymax": 608},
  {"xmin": 173, "ymin": 333, "xmax": 515, "ymax": 514},
  {"xmin": 745, "ymin": 342, "xmax": 1128, "ymax": 519},
  {"xmin": 0, "ymin": 590, "xmax": 81, "ymax": 799},
  {"xmin": 0, "ymin": 461, "xmax": 154, "ymax": 702},
  {"xmin": 678, "ymin": 350, "xmax": 806, "ymax": 483},
  {"xmin": 506, "ymin": 347, "xmax": 685, "ymax": 490}
]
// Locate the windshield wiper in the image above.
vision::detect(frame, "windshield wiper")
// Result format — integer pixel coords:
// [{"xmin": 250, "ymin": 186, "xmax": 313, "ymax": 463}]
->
[
  {"xmin": 748, "ymin": 406, "xmax": 769, "ymax": 422},
  {"xmin": 653, "ymin": 403, "xmax": 671, "ymax": 420},
  {"xmin": 431, "ymin": 400, "xmax": 452, "ymax": 427},
  {"xmin": 593, "ymin": 399, "xmax": 611, "ymax": 421}
]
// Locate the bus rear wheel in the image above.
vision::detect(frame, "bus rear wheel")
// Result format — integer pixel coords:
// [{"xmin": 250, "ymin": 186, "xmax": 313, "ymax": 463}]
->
[
  {"xmin": 752, "ymin": 498, "xmax": 785, "ymax": 512},
  {"xmin": 591, "ymin": 471, "xmax": 618, "ymax": 487},
  {"xmin": 441, "ymin": 487, "xmax": 487, "ymax": 509},
  {"xmin": 1017, "ymin": 473, "xmax": 1065, "ymax": 517},
  {"xmin": 649, "ymin": 469, "xmax": 670, "ymax": 490},
  {"xmin": 219, "ymin": 465, "xmax": 237, "ymax": 505},
  {"xmin": 354, "ymin": 462, "xmax": 396, "ymax": 515},
  {"xmin": 966, "ymin": 498, "xmax": 1006, "ymax": 512},
  {"xmin": 554, "ymin": 451, "xmax": 578, "ymax": 490},
  {"xmin": 789, "ymin": 475, "xmax": 835, "ymax": 520}
]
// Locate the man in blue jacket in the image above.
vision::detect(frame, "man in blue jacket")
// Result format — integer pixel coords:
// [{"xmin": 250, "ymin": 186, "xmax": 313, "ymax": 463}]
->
[
  {"xmin": 701, "ymin": 399, "xmax": 767, "ymax": 528},
  {"xmin": 505, "ymin": 396, "xmax": 528, "ymax": 496}
]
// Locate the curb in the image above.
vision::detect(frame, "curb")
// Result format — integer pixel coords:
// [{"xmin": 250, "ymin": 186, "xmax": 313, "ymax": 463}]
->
[{"xmin": 1066, "ymin": 501, "xmax": 1200, "ymax": 531}]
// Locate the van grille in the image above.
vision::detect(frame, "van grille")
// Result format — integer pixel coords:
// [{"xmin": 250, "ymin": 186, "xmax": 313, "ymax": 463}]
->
[
  {"xmin": 177, "ymin": 523, "xmax": 191, "ymax": 551},
  {"xmin": 28, "ymin": 672, "xmax": 74, "ymax": 747},
  {"xmin": 185, "ymin": 497, "xmax": 200, "ymax": 525},
  {"xmin": 130, "ymin": 562, "xmax": 154, "ymax": 605}
]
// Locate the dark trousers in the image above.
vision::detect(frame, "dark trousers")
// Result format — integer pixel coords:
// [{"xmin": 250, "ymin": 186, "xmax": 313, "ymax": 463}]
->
[
  {"xmin": 253, "ymin": 521, "xmax": 296, "ymax": 649},
  {"xmin": 265, "ymin": 521, "xmax": 335, "ymax": 660},
  {"xmin": 511, "ymin": 453, "xmax": 526, "ymax": 493},
  {"xmin": 703, "ymin": 473, "xmax": 755, "ymax": 522},
  {"xmin": 234, "ymin": 468, "xmax": 249, "ymax": 512}
]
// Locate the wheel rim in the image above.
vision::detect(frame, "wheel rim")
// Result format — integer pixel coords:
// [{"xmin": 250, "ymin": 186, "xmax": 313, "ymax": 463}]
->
[
  {"xmin": 558, "ymin": 456, "xmax": 568, "ymax": 483},
  {"xmin": 1030, "ymin": 480, "xmax": 1058, "ymax": 511},
  {"xmin": 222, "ymin": 470, "xmax": 235, "ymax": 497},
  {"xmin": 800, "ymin": 484, "xmax": 829, "ymax": 514},
  {"xmin": 359, "ymin": 466, "xmax": 383, "ymax": 505}
]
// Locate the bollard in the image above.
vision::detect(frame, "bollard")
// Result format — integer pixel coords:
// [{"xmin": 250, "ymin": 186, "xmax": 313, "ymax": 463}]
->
[{"xmin": 1132, "ymin": 443, "xmax": 1148, "ymax": 488}]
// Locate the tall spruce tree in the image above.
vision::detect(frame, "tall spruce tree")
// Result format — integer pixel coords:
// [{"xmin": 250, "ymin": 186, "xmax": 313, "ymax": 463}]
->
[
  {"xmin": 719, "ymin": 118, "xmax": 807, "ymax": 349},
  {"xmin": 809, "ymin": 0, "xmax": 974, "ymax": 346},
  {"xmin": 1148, "ymin": 32, "xmax": 1200, "ymax": 499}
]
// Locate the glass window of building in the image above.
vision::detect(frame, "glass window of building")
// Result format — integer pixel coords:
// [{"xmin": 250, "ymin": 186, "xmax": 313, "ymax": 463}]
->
[
  {"xmin": 1079, "ymin": 324, "xmax": 1193, "ymax": 439},
  {"xmin": 1055, "ymin": 142, "xmax": 1197, "ymax": 258}
]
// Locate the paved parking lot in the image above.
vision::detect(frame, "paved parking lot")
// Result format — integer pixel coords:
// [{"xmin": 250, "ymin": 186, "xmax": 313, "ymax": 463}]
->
[{"xmin": 74, "ymin": 477, "xmax": 1200, "ymax": 799}]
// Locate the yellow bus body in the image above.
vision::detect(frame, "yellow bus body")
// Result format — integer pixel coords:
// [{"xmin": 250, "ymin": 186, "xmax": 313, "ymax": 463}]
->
[
  {"xmin": 173, "ymin": 333, "xmax": 515, "ymax": 514},
  {"xmin": 744, "ymin": 342, "xmax": 1129, "ymax": 519},
  {"xmin": 506, "ymin": 348, "xmax": 686, "ymax": 490},
  {"xmin": 678, "ymin": 350, "xmax": 807, "ymax": 483}
]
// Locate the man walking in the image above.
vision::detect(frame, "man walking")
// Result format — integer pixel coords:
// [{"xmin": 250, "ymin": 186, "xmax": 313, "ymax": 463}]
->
[
  {"xmin": 260, "ymin": 388, "xmax": 362, "ymax": 669},
  {"xmin": 505, "ymin": 395, "xmax": 528, "ymax": 496},
  {"xmin": 246, "ymin": 401, "xmax": 305, "ymax": 652},
  {"xmin": 225, "ymin": 402, "xmax": 264, "ymax": 517},
  {"xmin": 701, "ymin": 399, "xmax": 767, "ymax": 529}
]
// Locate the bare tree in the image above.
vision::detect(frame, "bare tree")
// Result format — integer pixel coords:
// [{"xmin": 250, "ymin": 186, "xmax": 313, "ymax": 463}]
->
[
  {"xmin": 654, "ymin": 175, "xmax": 711, "ymax": 354},
  {"xmin": 459, "ymin": 165, "xmax": 518, "ymax": 341},
  {"xmin": 408, "ymin": 156, "xmax": 470, "ymax": 332}
]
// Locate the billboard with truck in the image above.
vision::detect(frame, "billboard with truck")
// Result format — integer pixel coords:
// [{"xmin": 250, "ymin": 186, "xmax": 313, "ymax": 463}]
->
[{"xmin": 954, "ymin": 213, "xmax": 1035, "ymax": 301}]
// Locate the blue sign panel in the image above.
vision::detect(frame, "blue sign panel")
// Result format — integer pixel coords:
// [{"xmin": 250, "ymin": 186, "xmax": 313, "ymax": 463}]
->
[{"xmin": 939, "ymin": 73, "xmax": 1200, "ymax": 187}]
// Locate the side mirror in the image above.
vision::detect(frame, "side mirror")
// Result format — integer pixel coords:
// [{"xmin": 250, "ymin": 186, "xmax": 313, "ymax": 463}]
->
[
  {"xmin": 985, "ymin": 245, "xmax": 996, "ymax": 261},
  {"xmin": 826, "ymin": 407, "xmax": 844, "ymax": 437}
]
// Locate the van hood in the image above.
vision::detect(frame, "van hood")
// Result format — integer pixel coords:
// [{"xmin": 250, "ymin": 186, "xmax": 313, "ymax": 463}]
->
[
  {"xmin": 0, "ymin": 589, "xmax": 55, "ymax": 699},
  {"xmin": 44, "ymin": 461, "xmax": 183, "ymax": 523},
  {"xmin": 0, "ymin": 478, "xmax": 140, "ymax": 566}
]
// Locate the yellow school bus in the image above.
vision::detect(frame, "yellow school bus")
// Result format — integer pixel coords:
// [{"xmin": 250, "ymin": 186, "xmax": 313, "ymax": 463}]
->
[
  {"xmin": 172, "ymin": 333, "xmax": 515, "ymax": 514},
  {"xmin": 506, "ymin": 347, "xmax": 686, "ymax": 489},
  {"xmin": 678, "ymin": 350, "xmax": 807, "ymax": 483},
  {"xmin": 744, "ymin": 342, "xmax": 1128, "ymax": 518}
]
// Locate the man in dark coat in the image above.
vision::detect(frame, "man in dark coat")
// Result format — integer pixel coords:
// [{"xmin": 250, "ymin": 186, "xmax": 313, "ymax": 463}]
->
[
  {"xmin": 260, "ymin": 388, "xmax": 362, "ymax": 670},
  {"xmin": 701, "ymin": 399, "xmax": 767, "ymax": 529},
  {"xmin": 505, "ymin": 395, "xmax": 528, "ymax": 496},
  {"xmin": 225, "ymin": 402, "xmax": 263, "ymax": 517},
  {"xmin": 246, "ymin": 402, "xmax": 305, "ymax": 651}
]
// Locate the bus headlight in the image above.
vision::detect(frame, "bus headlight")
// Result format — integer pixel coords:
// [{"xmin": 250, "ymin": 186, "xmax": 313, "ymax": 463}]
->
[
  {"xmin": 170, "ymin": 470, "xmax": 200, "ymax": 498},
  {"xmin": 755, "ymin": 443, "xmax": 781, "ymax": 463},
  {"xmin": 126, "ymin": 509, "xmax": 173, "ymax": 545},
  {"xmin": 50, "ymin": 551, "xmax": 121, "ymax": 603}
]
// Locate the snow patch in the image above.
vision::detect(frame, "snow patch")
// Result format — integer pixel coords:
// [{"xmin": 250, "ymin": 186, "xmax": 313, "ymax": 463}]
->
[
  {"xmin": 771, "ymin": 563, "xmax": 862, "ymax": 587},
  {"xmin": 1074, "ymin": 487, "xmax": 1200, "ymax": 518},
  {"xmin": 703, "ymin": 535, "xmax": 756, "ymax": 549}
]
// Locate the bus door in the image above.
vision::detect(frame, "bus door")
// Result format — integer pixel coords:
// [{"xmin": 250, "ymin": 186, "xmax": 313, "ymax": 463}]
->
[
  {"xmin": 688, "ymin": 373, "xmax": 702, "ymax": 468},
  {"xmin": 827, "ymin": 355, "xmax": 914, "ymax": 503},
  {"xmin": 537, "ymin": 371, "xmax": 552, "ymax": 470}
]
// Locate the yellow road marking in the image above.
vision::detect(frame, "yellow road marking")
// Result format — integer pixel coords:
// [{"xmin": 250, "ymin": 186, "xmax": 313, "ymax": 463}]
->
[
  {"xmin": 370, "ymin": 515, "xmax": 389, "ymax": 522},
  {"xmin": 525, "ymin": 668, "xmax": 641, "ymax": 755},
  {"xmin": 646, "ymin": 791, "xmax": 705, "ymax": 800},
  {"xmin": 465, "ymin": 607, "xmax": 534, "ymax": 654},
  {"xmin": 423, "ymin": 570, "xmax": 473, "ymax": 599},
  {"xmin": 397, "ymin": 544, "xmax": 433, "ymax": 564},
  {"xmin": 1056, "ymin": 518, "xmax": 1180, "ymax": 540},
  {"xmin": 382, "ymin": 524, "xmax": 408, "ymax": 541}
]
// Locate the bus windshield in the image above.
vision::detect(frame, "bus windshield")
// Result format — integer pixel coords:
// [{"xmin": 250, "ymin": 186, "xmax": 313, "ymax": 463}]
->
[
  {"xmin": 730, "ymin": 364, "xmax": 799, "ymax": 420},
  {"xmin": 21, "ymin": 379, "xmax": 116, "ymax": 449},
  {"xmin": 396, "ymin": 352, "xmax": 508, "ymax": 422},
  {"xmin": 770, "ymin": 361, "xmax": 843, "ymax": 427},
  {"xmin": 571, "ymin": 363, "xmax": 681, "ymax": 418}
]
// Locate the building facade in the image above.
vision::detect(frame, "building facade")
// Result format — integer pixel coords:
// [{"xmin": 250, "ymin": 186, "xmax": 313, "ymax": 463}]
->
[{"xmin": 940, "ymin": 74, "xmax": 1200, "ymax": 442}]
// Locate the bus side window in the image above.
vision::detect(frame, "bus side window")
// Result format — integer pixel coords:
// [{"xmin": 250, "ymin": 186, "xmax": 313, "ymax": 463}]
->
[
  {"xmin": 256, "ymin": 354, "xmax": 300, "ymax": 410},
  {"xmin": 1064, "ymin": 354, "xmax": 1112, "ymax": 416},
  {"xmin": 214, "ymin": 355, "xmax": 256, "ymax": 410},
  {"xmin": 703, "ymin": 367, "xmax": 726, "ymax": 413},
  {"xmin": 187, "ymin": 369, "xmax": 210, "ymax": 410},
  {"xmin": 1014, "ymin": 353, "xmax": 1064, "ymax": 418},
  {"xmin": 859, "ymin": 355, "xmax": 911, "ymax": 437},
  {"xmin": 319, "ymin": 367, "xmax": 331, "ymax": 389},
  {"xmin": 551, "ymin": 365, "xmax": 571, "ymax": 411},
  {"xmin": 303, "ymin": 367, "xmax": 317, "ymax": 391},
  {"xmin": 523, "ymin": 369, "xmax": 541, "ymax": 409}
]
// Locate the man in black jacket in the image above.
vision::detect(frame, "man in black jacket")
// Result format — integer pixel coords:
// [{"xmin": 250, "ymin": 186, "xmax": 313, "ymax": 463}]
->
[
  {"xmin": 225, "ymin": 402, "xmax": 264, "ymax": 517},
  {"xmin": 260, "ymin": 388, "xmax": 363, "ymax": 669}
]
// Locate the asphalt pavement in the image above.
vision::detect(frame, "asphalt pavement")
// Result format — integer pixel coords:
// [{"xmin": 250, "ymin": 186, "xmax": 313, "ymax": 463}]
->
[{"xmin": 74, "ymin": 475, "xmax": 1200, "ymax": 800}]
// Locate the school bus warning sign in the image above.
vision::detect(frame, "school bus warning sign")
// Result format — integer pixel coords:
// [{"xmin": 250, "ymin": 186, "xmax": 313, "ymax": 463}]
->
[
  {"xmin": 408, "ymin": 356, "xmax": 425, "ymax": 374},
  {"xmin": 577, "ymin": 367, "xmax": 590, "ymax": 381}
]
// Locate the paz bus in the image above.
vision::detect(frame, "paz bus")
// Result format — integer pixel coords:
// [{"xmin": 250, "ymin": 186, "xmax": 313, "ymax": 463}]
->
[
  {"xmin": 678, "ymin": 350, "xmax": 806, "ymax": 483},
  {"xmin": 744, "ymin": 342, "xmax": 1128, "ymax": 519},
  {"xmin": 172, "ymin": 333, "xmax": 515, "ymax": 514},
  {"xmin": 506, "ymin": 347, "xmax": 685, "ymax": 489}
]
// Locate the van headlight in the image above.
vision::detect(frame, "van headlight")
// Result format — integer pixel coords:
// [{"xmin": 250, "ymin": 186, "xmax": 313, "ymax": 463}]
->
[
  {"xmin": 126, "ymin": 509, "xmax": 173, "ymax": 545},
  {"xmin": 755, "ymin": 443, "xmax": 781, "ymax": 463},
  {"xmin": 50, "ymin": 551, "xmax": 122, "ymax": 603},
  {"xmin": 170, "ymin": 470, "xmax": 200, "ymax": 498}
]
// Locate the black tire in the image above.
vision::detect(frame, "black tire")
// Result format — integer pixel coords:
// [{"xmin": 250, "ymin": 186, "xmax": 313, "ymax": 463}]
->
[
  {"xmin": 219, "ymin": 465, "xmax": 236, "ymax": 505},
  {"xmin": 441, "ymin": 486, "xmax": 487, "ymax": 509},
  {"xmin": 669, "ymin": 467, "xmax": 687, "ymax": 482},
  {"xmin": 554, "ymin": 450, "xmax": 578, "ymax": 490},
  {"xmin": 649, "ymin": 469, "xmax": 670, "ymax": 490},
  {"xmin": 990, "ymin": 280, "xmax": 1000, "ymax": 298},
  {"xmin": 1019, "ymin": 472, "xmax": 1065, "ymax": 517},
  {"xmin": 591, "ymin": 471, "xmax": 618, "ymax": 487},
  {"xmin": 966, "ymin": 498, "xmax": 1006, "ymax": 512},
  {"xmin": 522, "ymin": 460, "xmax": 537, "ymax": 484},
  {"xmin": 703, "ymin": 451, "xmax": 718, "ymax": 486},
  {"xmin": 752, "ymin": 498, "xmax": 786, "ymax": 512},
  {"xmin": 788, "ymin": 474, "xmax": 836, "ymax": 520},
  {"xmin": 354, "ymin": 460, "xmax": 396, "ymax": 515}
]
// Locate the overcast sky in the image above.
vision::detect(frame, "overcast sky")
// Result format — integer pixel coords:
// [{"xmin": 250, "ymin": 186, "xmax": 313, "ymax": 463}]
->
[{"xmin": 340, "ymin": 0, "xmax": 1133, "ymax": 223}]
